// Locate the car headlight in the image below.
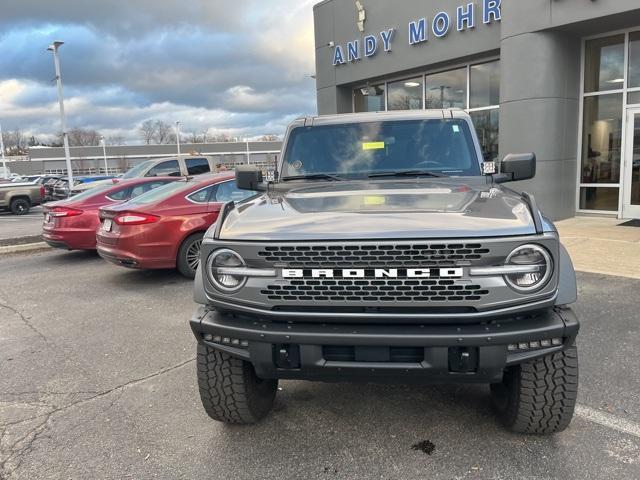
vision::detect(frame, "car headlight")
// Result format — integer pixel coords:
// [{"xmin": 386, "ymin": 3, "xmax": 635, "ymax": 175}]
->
[
  {"xmin": 504, "ymin": 244, "xmax": 553, "ymax": 292},
  {"xmin": 207, "ymin": 249, "xmax": 246, "ymax": 292}
]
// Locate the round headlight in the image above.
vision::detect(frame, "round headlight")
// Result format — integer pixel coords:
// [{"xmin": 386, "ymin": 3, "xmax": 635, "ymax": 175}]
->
[
  {"xmin": 207, "ymin": 249, "xmax": 246, "ymax": 292},
  {"xmin": 504, "ymin": 244, "xmax": 552, "ymax": 292}
]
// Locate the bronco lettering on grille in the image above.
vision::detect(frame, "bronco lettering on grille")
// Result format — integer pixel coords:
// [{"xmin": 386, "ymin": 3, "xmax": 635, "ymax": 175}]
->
[{"xmin": 282, "ymin": 268, "xmax": 464, "ymax": 279}]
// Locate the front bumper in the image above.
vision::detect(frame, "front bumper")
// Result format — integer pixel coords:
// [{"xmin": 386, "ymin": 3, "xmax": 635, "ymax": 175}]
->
[{"xmin": 190, "ymin": 306, "xmax": 579, "ymax": 383}]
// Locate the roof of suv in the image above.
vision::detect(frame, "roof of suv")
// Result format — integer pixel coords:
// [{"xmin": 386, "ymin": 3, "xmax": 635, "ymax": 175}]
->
[{"xmin": 293, "ymin": 109, "xmax": 470, "ymax": 127}]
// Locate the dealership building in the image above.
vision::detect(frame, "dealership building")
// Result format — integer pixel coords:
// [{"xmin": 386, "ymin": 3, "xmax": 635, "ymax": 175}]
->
[{"xmin": 313, "ymin": 0, "xmax": 640, "ymax": 220}]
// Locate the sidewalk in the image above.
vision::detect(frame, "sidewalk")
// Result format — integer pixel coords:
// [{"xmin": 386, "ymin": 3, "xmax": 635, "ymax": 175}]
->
[{"xmin": 556, "ymin": 216, "xmax": 640, "ymax": 280}]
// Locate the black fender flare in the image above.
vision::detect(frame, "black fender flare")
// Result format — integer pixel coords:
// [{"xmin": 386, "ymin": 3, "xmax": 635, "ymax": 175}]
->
[
  {"xmin": 193, "ymin": 263, "xmax": 208, "ymax": 305},
  {"xmin": 556, "ymin": 244, "xmax": 577, "ymax": 306}
]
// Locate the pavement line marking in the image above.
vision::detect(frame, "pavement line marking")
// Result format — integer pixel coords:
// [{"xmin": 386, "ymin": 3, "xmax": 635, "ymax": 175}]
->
[{"xmin": 575, "ymin": 404, "xmax": 640, "ymax": 439}]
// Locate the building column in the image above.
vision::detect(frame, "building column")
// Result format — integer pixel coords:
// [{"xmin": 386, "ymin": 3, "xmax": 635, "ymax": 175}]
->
[
  {"xmin": 317, "ymin": 85, "xmax": 353, "ymax": 115},
  {"xmin": 498, "ymin": 31, "xmax": 582, "ymax": 220}
]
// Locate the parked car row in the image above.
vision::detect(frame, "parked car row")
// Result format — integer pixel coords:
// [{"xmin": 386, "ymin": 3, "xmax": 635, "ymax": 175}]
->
[
  {"xmin": 4, "ymin": 155, "xmax": 224, "ymax": 212},
  {"xmin": 42, "ymin": 173, "xmax": 257, "ymax": 277}
]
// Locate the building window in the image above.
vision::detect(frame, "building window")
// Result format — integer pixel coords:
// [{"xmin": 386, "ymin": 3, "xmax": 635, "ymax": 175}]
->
[
  {"xmin": 387, "ymin": 77, "xmax": 423, "ymax": 110},
  {"xmin": 469, "ymin": 61, "xmax": 500, "ymax": 109},
  {"xmin": 352, "ymin": 59, "xmax": 500, "ymax": 162},
  {"xmin": 581, "ymin": 94, "xmax": 623, "ymax": 185},
  {"xmin": 628, "ymin": 32, "xmax": 640, "ymax": 89},
  {"xmin": 469, "ymin": 60, "xmax": 500, "ymax": 161},
  {"xmin": 579, "ymin": 187, "xmax": 620, "ymax": 211},
  {"xmin": 579, "ymin": 33, "xmax": 640, "ymax": 213},
  {"xmin": 628, "ymin": 91, "xmax": 640, "ymax": 105},
  {"xmin": 469, "ymin": 109, "xmax": 500, "ymax": 162},
  {"xmin": 354, "ymin": 84, "xmax": 386, "ymax": 112},
  {"xmin": 584, "ymin": 35, "xmax": 625, "ymax": 93},
  {"xmin": 425, "ymin": 67, "xmax": 466, "ymax": 109}
]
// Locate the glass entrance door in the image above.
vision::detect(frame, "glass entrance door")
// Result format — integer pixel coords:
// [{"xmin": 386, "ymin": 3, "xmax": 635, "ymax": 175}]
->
[{"xmin": 623, "ymin": 108, "xmax": 640, "ymax": 218}]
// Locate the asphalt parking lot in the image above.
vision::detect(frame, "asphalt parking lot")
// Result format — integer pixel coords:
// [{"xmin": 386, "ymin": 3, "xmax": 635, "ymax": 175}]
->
[
  {"xmin": 0, "ymin": 207, "xmax": 44, "ymax": 243},
  {"xmin": 1, "ymin": 249, "xmax": 639, "ymax": 480}
]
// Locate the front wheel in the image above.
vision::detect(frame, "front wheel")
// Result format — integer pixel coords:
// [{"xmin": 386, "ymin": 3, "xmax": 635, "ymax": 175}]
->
[
  {"xmin": 197, "ymin": 344, "xmax": 277, "ymax": 424},
  {"xmin": 491, "ymin": 345, "xmax": 578, "ymax": 434},
  {"xmin": 10, "ymin": 198, "xmax": 30, "ymax": 215},
  {"xmin": 176, "ymin": 232, "xmax": 204, "ymax": 278}
]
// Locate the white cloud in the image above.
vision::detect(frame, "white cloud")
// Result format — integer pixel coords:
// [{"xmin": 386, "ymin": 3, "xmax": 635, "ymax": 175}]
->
[{"xmin": 0, "ymin": 1, "xmax": 318, "ymax": 143}]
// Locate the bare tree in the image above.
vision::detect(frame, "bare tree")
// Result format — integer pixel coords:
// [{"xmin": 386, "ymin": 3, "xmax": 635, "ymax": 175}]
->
[
  {"xmin": 154, "ymin": 120, "xmax": 172, "ymax": 144},
  {"xmin": 188, "ymin": 130, "xmax": 206, "ymax": 143},
  {"xmin": 207, "ymin": 132, "xmax": 233, "ymax": 143},
  {"xmin": 1, "ymin": 128, "xmax": 28, "ymax": 155},
  {"xmin": 64, "ymin": 128, "xmax": 102, "ymax": 146},
  {"xmin": 107, "ymin": 134, "xmax": 126, "ymax": 146},
  {"xmin": 139, "ymin": 120, "xmax": 156, "ymax": 145},
  {"xmin": 259, "ymin": 134, "xmax": 280, "ymax": 141}
]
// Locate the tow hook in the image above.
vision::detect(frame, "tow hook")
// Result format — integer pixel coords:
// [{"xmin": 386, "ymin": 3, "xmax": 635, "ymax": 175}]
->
[
  {"xmin": 274, "ymin": 344, "xmax": 301, "ymax": 369},
  {"xmin": 448, "ymin": 347, "xmax": 479, "ymax": 373}
]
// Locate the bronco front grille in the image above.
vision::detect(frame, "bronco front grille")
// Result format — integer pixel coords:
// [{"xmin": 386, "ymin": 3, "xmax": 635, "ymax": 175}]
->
[
  {"xmin": 260, "ymin": 278, "xmax": 489, "ymax": 303},
  {"xmin": 258, "ymin": 243, "xmax": 490, "ymax": 268}
]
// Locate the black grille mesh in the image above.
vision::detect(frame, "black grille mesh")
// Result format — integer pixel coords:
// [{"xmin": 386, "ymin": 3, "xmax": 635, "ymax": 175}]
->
[
  {"xmin": 258, "ymin": 243, "xmax": 490, "ymax": 268},
  {"xmin": 260, "ymin": 278, "xmax": 489, "ymax": 303}
]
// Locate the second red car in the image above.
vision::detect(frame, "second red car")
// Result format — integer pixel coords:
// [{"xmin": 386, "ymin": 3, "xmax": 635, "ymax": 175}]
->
[
  {"xmin": 96, "ymin": 173, "xmax": 256, "ymax": 278},
  {"xmin": 43, "ymin": 177, "xmax": 178, "ymax": 250}
]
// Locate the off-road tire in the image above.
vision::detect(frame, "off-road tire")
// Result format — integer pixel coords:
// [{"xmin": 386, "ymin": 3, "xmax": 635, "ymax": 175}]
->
[
  {"xmin": 177, "ymin": 232, "xmax": 204, "ymax": 278},
  {"xmin": 10, "ymin": 198, "xmax": 30, "ymax": 215},
  {"xmin": 197, "ymin": 344, "xmax": 277, "ymax": 424},
  {"xmin": 490, "ymin": 345, "xmax": 578, "ymax": 434}
]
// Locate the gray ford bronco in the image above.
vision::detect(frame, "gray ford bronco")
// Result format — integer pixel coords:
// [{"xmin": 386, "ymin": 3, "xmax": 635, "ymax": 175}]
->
[{"xmin": 190, "ymin": 110, "xmax": 579, "ymax": 434}]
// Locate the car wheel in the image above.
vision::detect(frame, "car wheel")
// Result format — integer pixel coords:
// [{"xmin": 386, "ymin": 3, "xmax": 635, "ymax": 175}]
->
[
  {"xmin": 10, "ymin": 198, "xmax": 30, "ymax": 215},
  {"xmin": 197, "ymin": 344, "xmax": 277, "ymax": 424},
  {"xmin": 177, "ymin": 232, "xmax": 204, "ymax": 278},
  {"xmin": 490, "ymin": 345, "xmax": 578, "ymax": 434}
]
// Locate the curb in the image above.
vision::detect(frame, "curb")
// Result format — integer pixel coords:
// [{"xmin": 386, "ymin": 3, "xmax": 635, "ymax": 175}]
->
[
  {"xmin": 0, "ymin": 242, "xmax": 50, "ymax": 255},
  {"xmin": 0, "ymin": 235, "xmax": 43, "ymax": 247}
]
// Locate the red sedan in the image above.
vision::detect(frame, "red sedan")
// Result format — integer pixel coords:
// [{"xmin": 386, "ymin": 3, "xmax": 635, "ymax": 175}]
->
[
  {"xmin": 96, "ymin": 173, "xmax": 256, "ymax": 278},
  {"xmin": 43, "ymin": 177, "xmax": 178, "ymax": 251}
]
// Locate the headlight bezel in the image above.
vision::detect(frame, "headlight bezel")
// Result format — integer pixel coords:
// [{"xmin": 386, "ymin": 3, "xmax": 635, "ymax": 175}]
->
[
  {"xmin": 207, "ymin": 248, "xmax": 247, "ymax": 293},
  {"xmin": 503, "ymin": 244, "xmax": 553, "ymax": 293}
]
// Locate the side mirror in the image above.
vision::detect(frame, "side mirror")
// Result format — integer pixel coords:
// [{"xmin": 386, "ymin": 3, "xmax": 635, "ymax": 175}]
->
[
  {"xmin": 500, "ymin": 153, "xmax": 536, "ymax": 182},
  {"xmin": 236, "ymin": 166, "xmax": 265, "ymax": 191}
]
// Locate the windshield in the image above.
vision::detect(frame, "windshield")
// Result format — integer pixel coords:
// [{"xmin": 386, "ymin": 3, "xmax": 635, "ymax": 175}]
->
[
  {"xmin": 124, "ymin": 180, "xmax": 189, "ymax": 205},
  {"xmin": 122, "ymin": 160, "xmax": 155, "ymax": 179},
  {"xmin": 281, "ymin": 119, "xmax": 480, "ymax": 179}
]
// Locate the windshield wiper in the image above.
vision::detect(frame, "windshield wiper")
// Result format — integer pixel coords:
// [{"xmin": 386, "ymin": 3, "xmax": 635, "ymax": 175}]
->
[
  {"xmin": 281, "ymin": 173, "xmax": 344, "ymax": 182},
  {"xmin": 368, "ymin": 170, "xmax": 447, "ymax": 179}
]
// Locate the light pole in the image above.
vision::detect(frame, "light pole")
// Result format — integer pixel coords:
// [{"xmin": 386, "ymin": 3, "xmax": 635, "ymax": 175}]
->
[
  {"xmin": 47, "ymin": 40, "xmax": 73, "ymax": 193},
  {"xmin": 100, "ymin": 135, "xmax": 108, "ymax": 175},
  {"xmin": 0, "ymin": 123, "xmax": 7, "ymax": 179},
  {"xmin": 245, "ymin": 136, "xmax": 250, "ymax": 165},
  {"xmin": 175, "ymin": 121, "xmax": 181, "ymax": 157}
]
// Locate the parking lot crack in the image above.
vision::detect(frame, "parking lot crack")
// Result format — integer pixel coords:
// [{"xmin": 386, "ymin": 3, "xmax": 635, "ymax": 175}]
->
[
  {"xmin": 80, "ymin": 357, "xmax": 196, "ymax": 404},
  {"xmin": 0, "ymin": 358, "xmax": 195, "ymax": 478},
  {"xmin": 0, "ymin": 301, "xmax": 47, "ymax": 342}
]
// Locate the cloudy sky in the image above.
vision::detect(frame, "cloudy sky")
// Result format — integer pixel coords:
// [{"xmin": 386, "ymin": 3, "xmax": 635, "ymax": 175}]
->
[{"xmin": 0, "ymin": 0, "xmax": 317, "ymax": 144}]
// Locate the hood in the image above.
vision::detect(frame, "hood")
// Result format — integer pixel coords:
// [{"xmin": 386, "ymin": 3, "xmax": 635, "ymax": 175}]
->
[{"xmin": 218, "ymin": 179, "xmax": 541, "ymax": 241}]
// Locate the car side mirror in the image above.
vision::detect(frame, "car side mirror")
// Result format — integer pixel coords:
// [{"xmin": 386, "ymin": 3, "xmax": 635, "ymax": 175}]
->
[
  {"xmin": 499, "ymin": 153, "xmax": 536, "ymax": 182},
  {"xmin": 236, "ymin": 166, "xmax": 266, "ymax": 191}
]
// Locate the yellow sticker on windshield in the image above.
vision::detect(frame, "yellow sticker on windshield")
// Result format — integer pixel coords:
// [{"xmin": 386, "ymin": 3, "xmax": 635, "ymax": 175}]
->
[
  {"xmin": 364, "ymin": 195, "xmax": 386, "ymax": 206},
  {"xmin": 362, "ymin": 141, "xmax": 385, "ymax": 151}
]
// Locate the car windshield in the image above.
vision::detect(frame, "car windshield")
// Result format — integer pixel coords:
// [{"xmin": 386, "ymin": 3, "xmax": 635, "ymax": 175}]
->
[
  {"xmin": 121, "ymin": 160, "xmax": 155, "ymax": 179},
  {"xmin": 124, "ymin": 180, "xmax": 189, "ymax": 205},
  {"xmin": 280, "ymin": 119, "xmax": 480, "ymax": 179}
]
